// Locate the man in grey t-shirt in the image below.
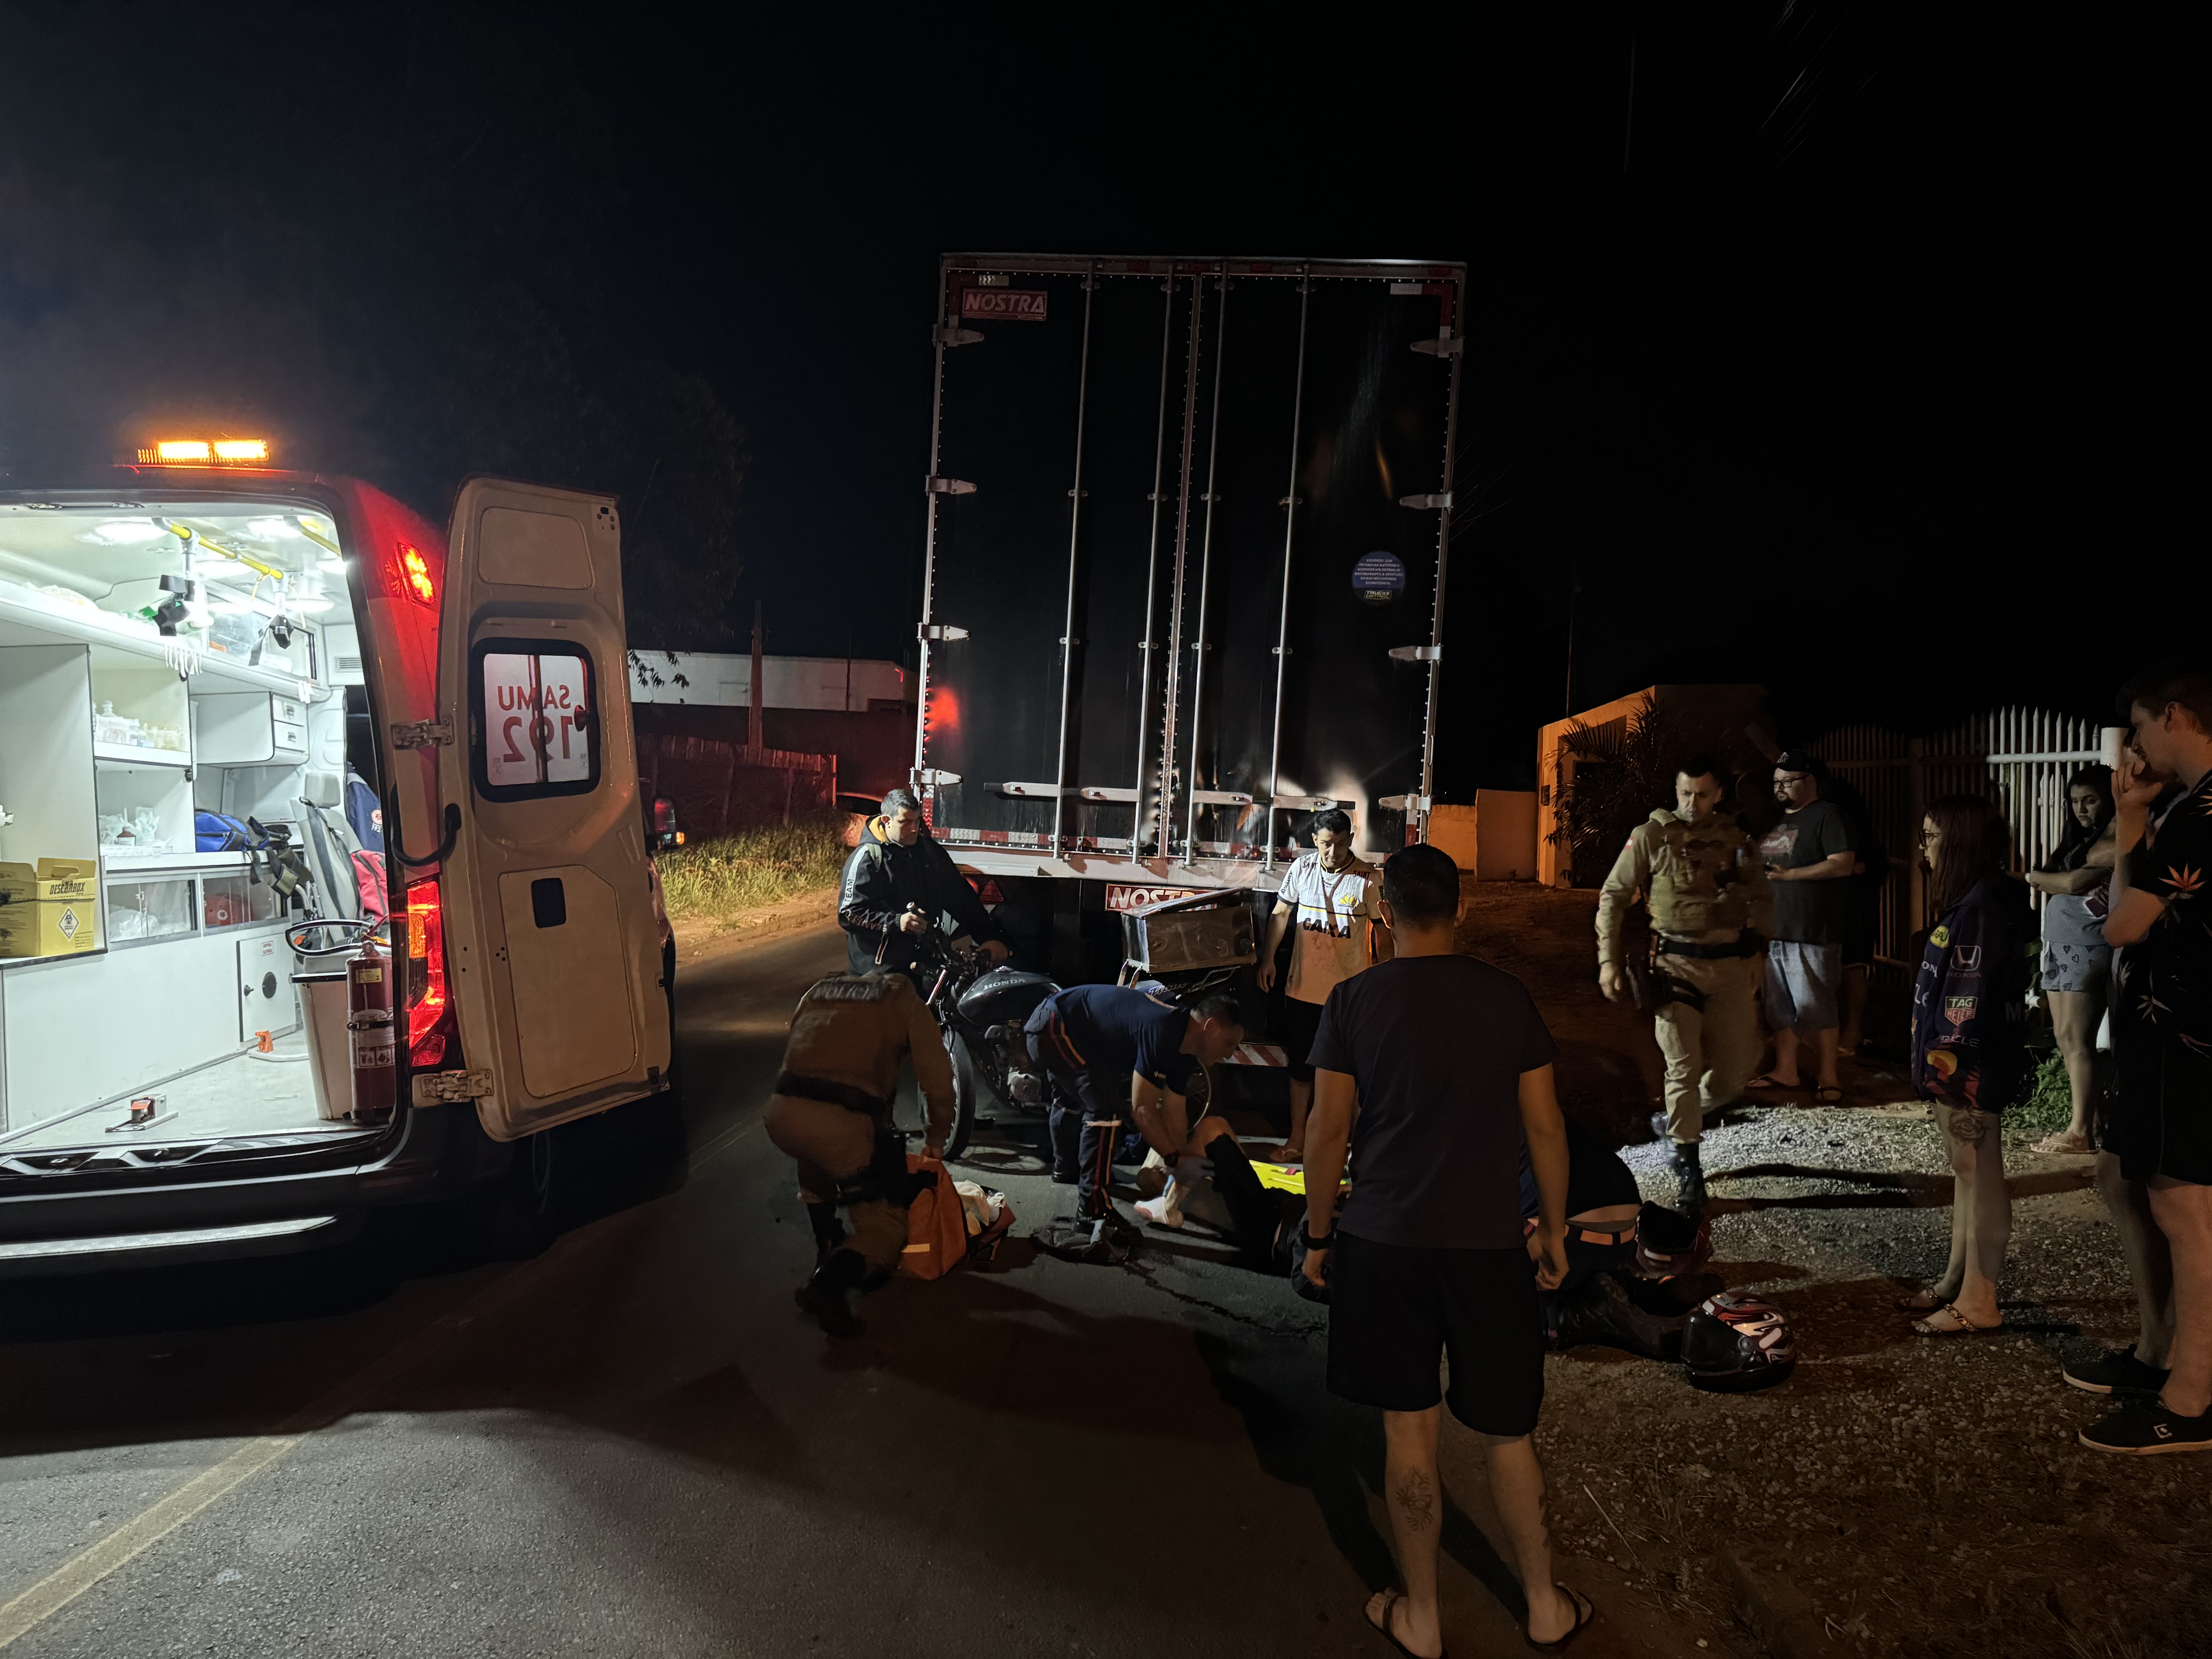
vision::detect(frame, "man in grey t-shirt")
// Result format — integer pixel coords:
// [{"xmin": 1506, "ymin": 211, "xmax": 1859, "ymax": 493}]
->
[{"xmin": 1753, "ymin": 752, "xmax": 1855, "ymax": 1102}]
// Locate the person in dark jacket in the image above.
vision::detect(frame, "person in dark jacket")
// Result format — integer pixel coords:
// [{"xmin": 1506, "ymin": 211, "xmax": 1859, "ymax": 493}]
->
[
  {"xmin": 1903, "ymin": 794, "xmax": 2037, "ymax": 1337},
  {"xmin": 837, "ymin": 788, "xmax": 1008, "ymax": 986}
]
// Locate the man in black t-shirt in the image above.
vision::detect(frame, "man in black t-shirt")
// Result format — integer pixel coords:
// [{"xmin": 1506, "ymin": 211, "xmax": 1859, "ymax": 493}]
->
[
  {"xmin": 1817, "ymin": 770, "xmax": 1889, "ymax": 1053},
  {"xmin": 1299, "ymin": 844, "xmax": 1591, "ymax": 1654},
  {"xmin": 1753, "ymin": 752, "xmax": 1855, "ymax": 1103},
  {"xmin": 1024, "ymin": 983, "xmax": 1245, "ymax": 1257},
  {"xmin": 2082, "ymin": 658, "xmax": 2212, "ymax": 1456}
]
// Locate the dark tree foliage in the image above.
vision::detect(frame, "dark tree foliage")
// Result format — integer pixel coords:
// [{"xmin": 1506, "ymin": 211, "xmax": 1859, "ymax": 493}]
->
[{"xmin": 0, "ymin": 2, "xmax": 744, "ymax": 648}]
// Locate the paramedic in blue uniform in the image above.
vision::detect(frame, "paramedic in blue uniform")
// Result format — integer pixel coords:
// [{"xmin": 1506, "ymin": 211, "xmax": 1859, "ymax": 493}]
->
[{"xmin": 1023, "ymin": 984, "xmax": 1246, "ymax": 1254}]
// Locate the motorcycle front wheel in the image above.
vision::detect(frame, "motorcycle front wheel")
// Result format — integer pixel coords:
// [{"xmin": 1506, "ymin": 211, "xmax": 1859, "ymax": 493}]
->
[{"xmin": 941, "ymin": 1027, "xmax": 981, "ymax": 1160}]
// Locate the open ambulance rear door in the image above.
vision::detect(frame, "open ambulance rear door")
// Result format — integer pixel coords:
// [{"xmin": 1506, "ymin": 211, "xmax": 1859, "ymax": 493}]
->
[{"xmin": 431, "ymin": 479, "xmax": 669, "ymax": 1140}]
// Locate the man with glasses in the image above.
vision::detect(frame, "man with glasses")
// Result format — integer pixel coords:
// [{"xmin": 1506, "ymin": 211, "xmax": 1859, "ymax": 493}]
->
[{"xmin": 1752, "ymin": 752, "xmax": 1856, "ymax": 1103}]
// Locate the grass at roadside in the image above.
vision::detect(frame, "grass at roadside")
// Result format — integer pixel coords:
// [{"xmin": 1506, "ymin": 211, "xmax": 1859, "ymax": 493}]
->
[
  {"xmin": 656, "ymin": 817, "xmax": 850, "ymax": 930},
  {"xmin": 2019, "ymin": 1049, "xmax": 2073, "ymax": 1133}
]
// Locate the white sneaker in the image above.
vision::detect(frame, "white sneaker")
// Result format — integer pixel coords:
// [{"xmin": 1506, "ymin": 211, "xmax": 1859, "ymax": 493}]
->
[
  {"xmin": 1135, "ymin": 1156, "xmax": 1207, "ymax": 1228},
  {"xmin": 1134, "ymin": 1187, "xmax": 1183, "ymax": 1228}
]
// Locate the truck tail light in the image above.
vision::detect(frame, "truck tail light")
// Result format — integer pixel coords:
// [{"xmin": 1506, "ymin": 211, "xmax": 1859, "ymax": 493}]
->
[{"xmin": 405, "ymin": 876, "xmax": 455, "ymax": 1066}]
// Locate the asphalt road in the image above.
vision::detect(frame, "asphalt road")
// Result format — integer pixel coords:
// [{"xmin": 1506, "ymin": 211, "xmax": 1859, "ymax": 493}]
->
[{"xmin": 0, "ymin": 924, "xmax": 1691, "ymax": 1658}]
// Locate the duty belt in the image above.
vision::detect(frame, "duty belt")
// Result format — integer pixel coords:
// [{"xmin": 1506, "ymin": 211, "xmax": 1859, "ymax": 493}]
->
[
  {"xmin": 774, "ymin": 1072, "xmax": 891, "ymax": 1115},
  {"xmin": 1655, "ymin": 934, "xmax": 1762, "ymax": 961},
  {"xmin": 1525, "ymin": 1215, "xmax": 1640, "ymax": 1248}
]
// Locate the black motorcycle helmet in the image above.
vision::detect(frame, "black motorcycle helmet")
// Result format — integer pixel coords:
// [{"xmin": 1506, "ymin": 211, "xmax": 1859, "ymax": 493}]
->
[{"xmin": 1681, "ymin": 1291, "xmax": 1796, "ymax": 1393}]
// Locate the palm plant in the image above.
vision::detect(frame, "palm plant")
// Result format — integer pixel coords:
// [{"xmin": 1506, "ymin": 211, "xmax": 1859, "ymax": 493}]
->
[{"xmin": 1550, "ymin": 692, "xmax": 1687, "ymax": 887}]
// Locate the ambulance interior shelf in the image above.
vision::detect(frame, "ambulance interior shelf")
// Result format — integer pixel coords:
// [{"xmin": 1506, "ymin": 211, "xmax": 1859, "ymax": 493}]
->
[{"xmin": 0, "ymin": 501, "xmax": 362, "ymax": 1149}]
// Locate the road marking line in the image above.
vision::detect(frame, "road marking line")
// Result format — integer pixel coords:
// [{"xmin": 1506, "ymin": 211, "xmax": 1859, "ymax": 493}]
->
[
  {"xmin": 0, "ymin": 1435, "xmax": 296, "ymax": 1647},
  {"xmin": 0, "ymin": 1106, "xmax": 766, "ymax": 1647}
]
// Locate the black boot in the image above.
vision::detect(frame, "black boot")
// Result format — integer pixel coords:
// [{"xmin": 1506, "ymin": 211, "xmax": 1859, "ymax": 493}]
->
[
  {"xmin": 805, "ymin": 1201, "xmax": 847, "ymax": 1267},
  {"xmin": 794, "ymin": 1249, "xmax": 867, "ymax": 1337},
  {"xmin": 1671, "ymin": 1139, "xmax": 1708, "ymax": 1213},
  {"xmin": 1550, "ymin": 1271, "xmax": 1689, "ymax": 1360}
]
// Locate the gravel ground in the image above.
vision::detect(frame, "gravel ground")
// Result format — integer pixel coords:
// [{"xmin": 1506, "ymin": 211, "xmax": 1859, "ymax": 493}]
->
[{"xmin": 1448, "ymin": 884, "xmax": 2207, "ymax": 1659}]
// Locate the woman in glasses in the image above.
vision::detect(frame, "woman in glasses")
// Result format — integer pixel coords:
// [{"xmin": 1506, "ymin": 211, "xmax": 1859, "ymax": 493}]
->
[{"xmin": 1901, "ymin": 795, "xmax": 2036, "ymax": 1336}]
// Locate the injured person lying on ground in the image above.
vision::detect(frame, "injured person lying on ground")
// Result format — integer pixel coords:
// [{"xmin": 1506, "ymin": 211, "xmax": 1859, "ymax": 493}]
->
[{"xmin": 1137, "ymin": 1117, "xmax": 1796, "ymax": 1391}]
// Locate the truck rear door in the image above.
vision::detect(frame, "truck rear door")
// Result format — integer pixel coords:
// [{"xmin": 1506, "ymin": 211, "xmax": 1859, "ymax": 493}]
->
[
  {"xmin": 915, "ymin": 257, "xmax": 1463, "ymax": 868},
  {"xmin": 434, "ymin": 479, "xmax": 668, "ymax": 1140}
]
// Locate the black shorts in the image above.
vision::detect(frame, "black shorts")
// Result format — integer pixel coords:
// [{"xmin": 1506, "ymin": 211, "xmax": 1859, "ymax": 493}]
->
[
  {"xmin": 1278, "ymin": 995, "xmax": 1325, "ymax": 1083},
  {"xmin": 1326, "ymin": 1233, "xmax": 1545, "ymax": 1436},
  {"xmin": 2108, "ymin": 1033, "xmax": 2212, "ymax": 1186}
]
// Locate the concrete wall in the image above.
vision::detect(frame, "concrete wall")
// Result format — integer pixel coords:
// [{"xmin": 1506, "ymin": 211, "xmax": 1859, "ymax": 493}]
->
[
  {"xmin": 629, "ymin": 651, "xmax": 907, "ymax": 712},
  {"xmin": 1428, "ymin": 791, "xmax": 1539, "ymax": 882},
  {"xmin": 1472, "ymin": 789, "xmax": 1538, "ymax": 880}
]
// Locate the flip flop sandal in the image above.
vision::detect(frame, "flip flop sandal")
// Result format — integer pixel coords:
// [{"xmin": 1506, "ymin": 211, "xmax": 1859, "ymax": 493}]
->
[
  {"xmin": 1527, "ymin": 1584, "xmax": 1595, "ymax": 1653},
  {"xmin": 1743, "ymin": 1075, "xmax": 1795, "ymax": 1091},
  {"xmin": 1365, "ymin": 1589, "xmax": 1446, "ymax": 1658},
  {"xmin": 1894, "ymin": 1288, "xmax": 1944, "ymax": 1312},
  {"xmin": 2033, "ymin": 1132, "xmax": 2092, "ymax": 1156},
  {"xmin": 1812, "ymin": 1085, "xmax": 1846, "ymax": 1105},
  {"xmin": 1913, "ymin": 1302, "xmax": 1999, "ymax": 1337}
]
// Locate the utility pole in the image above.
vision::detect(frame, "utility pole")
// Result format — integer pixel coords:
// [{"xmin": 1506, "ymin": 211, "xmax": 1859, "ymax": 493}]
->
[
  {"xmin": 749, "ymin": 599, "xmax": 765, "ymax": 754},
  {"xmin": 1563, "ymin": 563, "xmax": 1580, "ymax": 718}
]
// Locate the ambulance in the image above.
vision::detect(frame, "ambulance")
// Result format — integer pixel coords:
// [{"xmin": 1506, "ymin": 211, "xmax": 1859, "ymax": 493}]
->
[{"xmin": 0, "ymin": 445, "xmax": 676, "ymax": 1273}]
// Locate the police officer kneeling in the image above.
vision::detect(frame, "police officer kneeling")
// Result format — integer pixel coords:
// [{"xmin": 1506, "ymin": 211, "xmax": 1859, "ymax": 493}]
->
[
  {"xmin": 1596, "ymin": 754, "xmax": 1772, "ymax": 1210},
  {"xmin": 767, "ymin": 969, "xmax": 955, "ymax": 1337}
]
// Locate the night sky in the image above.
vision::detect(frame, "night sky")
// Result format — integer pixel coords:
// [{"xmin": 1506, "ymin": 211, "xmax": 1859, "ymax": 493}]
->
[{"xmin": 0, "ymin": 4, "xmax": 2181, "ymax": 793}]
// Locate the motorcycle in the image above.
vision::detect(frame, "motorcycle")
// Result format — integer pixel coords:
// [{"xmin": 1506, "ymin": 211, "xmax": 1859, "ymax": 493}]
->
[{"xmin": 903, "ymin": 919, "xmax": 1059, "ymax": 1160}]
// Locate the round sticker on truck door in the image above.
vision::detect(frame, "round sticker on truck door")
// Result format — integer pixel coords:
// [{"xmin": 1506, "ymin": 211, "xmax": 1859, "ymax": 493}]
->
[
  {"xmin": 1352, "ymin": 551, "xmax": 1406, "ymax": 606},
  {"xmin": 472, "ymin": 640, "xmax": 602, "ymax": 800}
]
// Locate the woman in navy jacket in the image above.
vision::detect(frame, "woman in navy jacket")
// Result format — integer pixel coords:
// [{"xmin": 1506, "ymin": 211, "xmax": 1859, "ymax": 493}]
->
[{"xmin": 1903, "ymin": 795, "xmax": 2037, "ymax": 1336}]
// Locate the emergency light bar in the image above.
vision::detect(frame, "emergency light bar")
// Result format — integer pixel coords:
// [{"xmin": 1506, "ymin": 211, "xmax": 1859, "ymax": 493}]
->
[{"xmin": 136, "ymin": 437, "xmax": 272, "ymax": 465}]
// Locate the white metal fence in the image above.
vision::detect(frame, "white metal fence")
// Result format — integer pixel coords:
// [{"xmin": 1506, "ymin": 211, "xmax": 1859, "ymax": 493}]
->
[{"xmin": 1814, "ymin": 707, "xmax": 2102, "ymax": 975}]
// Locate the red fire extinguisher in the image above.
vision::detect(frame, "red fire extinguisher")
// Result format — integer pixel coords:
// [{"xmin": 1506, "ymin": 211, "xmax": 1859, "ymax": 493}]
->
[{"xmin": 348, "ymin": 935, "xmax": 397, "ymax": 1122}]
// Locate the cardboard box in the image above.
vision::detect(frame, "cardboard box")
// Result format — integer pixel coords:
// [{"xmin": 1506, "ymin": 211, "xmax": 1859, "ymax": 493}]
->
[
  {"xmin": 1120, "ymin": 895, "xmax": 1254, "ymax": 975},
  {"xmin": 0, "ymin": 859, "xmax": 99, "ymax": 957}
]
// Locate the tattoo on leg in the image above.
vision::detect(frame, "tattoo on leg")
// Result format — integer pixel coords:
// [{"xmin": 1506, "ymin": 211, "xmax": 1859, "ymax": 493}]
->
[
  {"xmin": 1392, "ymin": 1469, "xmax": 1436, "ymax": 1533},
  {"xmin": 1946, "ymin": 1109, "xmax": 1990, "ymax": 1147}
]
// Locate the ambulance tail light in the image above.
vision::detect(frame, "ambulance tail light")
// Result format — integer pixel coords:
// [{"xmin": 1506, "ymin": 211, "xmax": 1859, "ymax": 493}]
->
[{"xmin": 405, "ymin": 876, "xmax": 455, "ymax": 1066}]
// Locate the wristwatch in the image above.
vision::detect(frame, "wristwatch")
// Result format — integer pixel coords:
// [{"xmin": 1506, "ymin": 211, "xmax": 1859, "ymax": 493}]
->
[{"xmin": 1302, "ymin": 1225, "xmax": 1337, "ymax": 1250}]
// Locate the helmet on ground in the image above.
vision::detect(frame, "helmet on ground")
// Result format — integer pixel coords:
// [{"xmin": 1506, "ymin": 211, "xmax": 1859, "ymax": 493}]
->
[
  {"xmin": 1637, "ymin": 1200, "xmax": 1712, "ymax": 1279},
  {"xmin": 1681, "ymin": 1291, "xmax": 1796, "ymax": 1392}
]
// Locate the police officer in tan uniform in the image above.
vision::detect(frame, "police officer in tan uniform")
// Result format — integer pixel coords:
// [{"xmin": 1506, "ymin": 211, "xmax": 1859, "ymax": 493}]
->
[
  {"xmin": 767, "ymin": 970, "xmax": 955, "ymax": 1336},
  {"xmin": 1596, "ymin": 754, "xmax": 1772, "ymax": 1210}
]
